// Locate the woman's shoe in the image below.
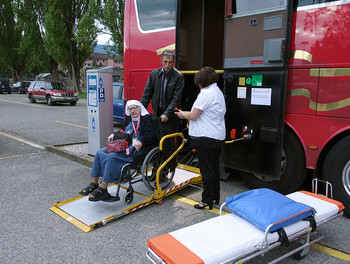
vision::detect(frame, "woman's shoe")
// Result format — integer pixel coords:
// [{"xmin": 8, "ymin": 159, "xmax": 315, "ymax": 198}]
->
[
  {"xmin": 79, "ymin": 182, "xmax": 98, "ymax": 196},
  {"xmin": 194, "ymin": 201, "xmax": 213, "ymax": 210},
  {"xmin": 88, "ymin": 186, "xmax": 111, "ymax": 201}
]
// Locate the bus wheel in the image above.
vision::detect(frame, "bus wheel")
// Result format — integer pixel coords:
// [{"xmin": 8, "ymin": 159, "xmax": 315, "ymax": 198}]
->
[
  {"xmin": 242, "ymin": 129, "xmax": 307, "ymax": 194},
  {"xmin": 323, "ymin": 136, "xmax": 350, "ymax": 216}
]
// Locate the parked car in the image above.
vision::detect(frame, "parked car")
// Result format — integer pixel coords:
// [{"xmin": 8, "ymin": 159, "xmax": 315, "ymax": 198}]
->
[
  {"xmin": 12, "ymin": 81, "xmax": 31, "ymax": 94},
  {"xmin": 113, "ymin": 82, "xmax": 125, "ymax": 122},
  {"xmin": 0, "ymin": 80, "xmax": 11, "ymax": 94},
  {"xmin": 27, "ymin": 81, "xmax": 79, "ymax": 106}
]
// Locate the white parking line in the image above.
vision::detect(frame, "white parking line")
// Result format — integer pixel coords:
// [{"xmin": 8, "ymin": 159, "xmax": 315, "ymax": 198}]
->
[
  {"xmin": 0, "ymin": 98, "xmax": 44, "ymax": 108},
  {"xmin": 0, "ymin": 131, "xmax": 45, "ymax": 150}
]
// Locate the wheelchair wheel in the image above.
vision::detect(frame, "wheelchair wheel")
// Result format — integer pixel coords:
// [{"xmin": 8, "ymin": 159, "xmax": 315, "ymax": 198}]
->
[
  {"xmin": 124, "ymin": 187, "xmax": 134, "ymax": 204},
  {"xmin": 141, "ymin": 147, "xmax": 175, "ymax": 191}
]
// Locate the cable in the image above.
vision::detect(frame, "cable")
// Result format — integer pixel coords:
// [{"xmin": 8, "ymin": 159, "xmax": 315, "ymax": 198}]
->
[{"xmin": 225, "ymin": 137, "xmax": 245, "ymax": 144}]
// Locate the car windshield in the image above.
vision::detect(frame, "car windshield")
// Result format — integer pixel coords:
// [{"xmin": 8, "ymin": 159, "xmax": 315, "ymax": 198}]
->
[
  {"xmin": 113, "ymin": 84, "xmax": 123, "ymax": 99},
  {"xmin": 23, "ymin": 82, "xmax": 30, "ymax": 87},
  {"xmin": 46, "ymin": 82, "xmax": 69, "ymax": 90}
]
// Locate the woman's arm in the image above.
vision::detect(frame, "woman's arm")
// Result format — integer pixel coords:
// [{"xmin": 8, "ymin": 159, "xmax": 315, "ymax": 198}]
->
[
  {"xmin": 107, "ymin": 133, "xmax": 114, "ymax": 142},
  {"xmin": 138, "ymin": 115, "xmax": 156, "ymax": 145},
  {"xmin": 113, "ymin": 116, "xmax": 131, "ymax": 140},
  {"xmin": 174, "ymin": 108, "xmax": 202, "ymax": 121}
]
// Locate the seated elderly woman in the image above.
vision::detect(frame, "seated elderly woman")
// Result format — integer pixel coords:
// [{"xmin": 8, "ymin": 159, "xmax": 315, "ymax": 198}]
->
[{"xmin": 79, "ymin": 100, "xmax": 155, "ymax": 202}]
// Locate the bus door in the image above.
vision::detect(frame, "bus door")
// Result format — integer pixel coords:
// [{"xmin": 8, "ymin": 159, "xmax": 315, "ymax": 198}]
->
[
  {"xmin": 222, "ymin": 0, "xmax": 293, "ymax": 179},
  {"xmin": 175, "ymin": 0, "xmax": 226, "ymax": 110}
]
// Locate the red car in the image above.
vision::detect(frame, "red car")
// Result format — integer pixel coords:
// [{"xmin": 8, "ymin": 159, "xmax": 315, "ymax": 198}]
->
[{"xmin": 27, "ymin": 81, "xmax": 79, "ymax": 106}]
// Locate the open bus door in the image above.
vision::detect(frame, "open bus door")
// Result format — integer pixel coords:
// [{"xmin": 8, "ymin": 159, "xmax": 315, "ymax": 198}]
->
[
  {"xmin": 222, "ymin": 0, "xmax": 293, "ymax": 180},
  {"xmin": 176, "ymin": 0, "xmax": 293, "ymax": 180}
]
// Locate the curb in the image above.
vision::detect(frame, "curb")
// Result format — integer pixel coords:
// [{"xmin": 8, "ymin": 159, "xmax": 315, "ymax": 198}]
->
[{"xmin": 46, "ymin": 145, "xmax": 94, "ymax": 167}]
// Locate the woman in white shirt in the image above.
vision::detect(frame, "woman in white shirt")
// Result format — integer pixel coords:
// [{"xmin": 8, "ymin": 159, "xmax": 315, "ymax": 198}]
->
[{"xmin": 175, "ymin": 67, "xmax": 226, "ymax": 209}]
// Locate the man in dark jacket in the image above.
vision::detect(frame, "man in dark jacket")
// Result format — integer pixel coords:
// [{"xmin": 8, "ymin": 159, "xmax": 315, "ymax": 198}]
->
[{"xmin": 141, "ymin": 50, "xmax": 184, "ymax": 133}]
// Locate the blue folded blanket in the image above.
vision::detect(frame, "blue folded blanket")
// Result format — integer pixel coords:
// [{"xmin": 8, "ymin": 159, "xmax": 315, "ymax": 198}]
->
[{"xmin": 225, "ymin": 188, "xmax": 316, "ymax": 232}]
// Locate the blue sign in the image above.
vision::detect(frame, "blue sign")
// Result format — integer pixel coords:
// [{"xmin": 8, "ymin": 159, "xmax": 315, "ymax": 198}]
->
[
  {"xmin": 99, "ymin": 77, "xmax": 103, "ymax": 88},
  {"xmin": 99, "ymin": 88, "xmax": 105, "ymax": 102},
  {"xmin": 92, "ymin": 117, "xmax": 95, "ymax": 132}
]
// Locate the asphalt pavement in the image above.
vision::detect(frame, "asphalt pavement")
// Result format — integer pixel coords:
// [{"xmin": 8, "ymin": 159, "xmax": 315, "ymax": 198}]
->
[{"xmin": 0, "ymin": 94, "xmax": 349, "ymax": 264}]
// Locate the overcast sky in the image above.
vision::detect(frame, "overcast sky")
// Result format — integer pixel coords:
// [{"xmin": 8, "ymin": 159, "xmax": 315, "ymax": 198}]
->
[{"xmin": 96, "ymin": 33, "xmax": 112, "ymax": 45}]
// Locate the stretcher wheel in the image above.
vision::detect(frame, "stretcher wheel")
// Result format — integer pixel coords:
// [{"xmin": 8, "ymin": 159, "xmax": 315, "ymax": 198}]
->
[
  {"xmin": 293, "ymin": 246, "xmax": 309, "ymax": 260},
  {"xmin": 141, "ymin": 147, "xmax": 175, "ymax": 191},
  {"xmin": 293, "ymin": 238, "xmax": 309, "ymax": 260},
  {"xmin": 124, "ymin": 189, "xmax": 134, "ymax": 204}
]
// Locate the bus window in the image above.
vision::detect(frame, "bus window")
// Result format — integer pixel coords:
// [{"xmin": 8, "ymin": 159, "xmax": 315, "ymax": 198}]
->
[
  {"xmin": 297, "ymin": 0, "xmax": 339, "ymax": 7},
  {"xmin": 235, "ymin": 0, "xmax": 287, "ymax": 15},
  {"xmin": 136, "ymin": 0, "xmax": 176, "ymax": 32}
]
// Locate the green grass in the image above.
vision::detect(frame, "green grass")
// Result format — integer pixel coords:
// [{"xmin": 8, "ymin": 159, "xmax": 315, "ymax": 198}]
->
[{"xmin": 79, "ymin": 92, "xmax": 87, "ymax": 99}]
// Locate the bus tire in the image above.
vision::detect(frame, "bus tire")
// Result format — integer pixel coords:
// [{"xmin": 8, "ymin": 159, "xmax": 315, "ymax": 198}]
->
[
  {"xmin": 323, "ymin": 136, "xmax": 350, "ymax": 216},
  {"xmin": 242, "ymin": 129, "xmax": 307, "ymax": 194}
]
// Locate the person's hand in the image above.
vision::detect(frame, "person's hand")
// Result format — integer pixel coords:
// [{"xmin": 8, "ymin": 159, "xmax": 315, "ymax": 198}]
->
[
  {"xmin": 134, "ymin": 140, "xmax": 142, "ymax": 151},
  {"xmin": 160, "ymin": 114, "xmax": 169, "ymax": 123},
  {"xmin": 107, "ymin": 133, "xmax": 114, "ymax": 142},
  {"xmin": 174, "ymin": 110, "xmax": 185, "ymax": 119}
]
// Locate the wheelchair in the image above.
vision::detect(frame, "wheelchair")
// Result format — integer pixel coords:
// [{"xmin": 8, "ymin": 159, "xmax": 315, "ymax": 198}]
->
[{"xmin": 113, "ymin": 132, "xmax": 185, "ymax": 204}]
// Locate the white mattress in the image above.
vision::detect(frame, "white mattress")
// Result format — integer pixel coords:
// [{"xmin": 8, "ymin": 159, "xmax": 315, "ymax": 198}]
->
[{"xmin": 147, "ymin": 191, "xmax": 342, "ymax": 264}]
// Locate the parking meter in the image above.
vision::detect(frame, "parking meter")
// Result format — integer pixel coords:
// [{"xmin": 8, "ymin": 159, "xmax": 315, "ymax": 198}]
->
[{"xmin": 87, "ymin": 67, "xmax": 113, "ymax": 156}]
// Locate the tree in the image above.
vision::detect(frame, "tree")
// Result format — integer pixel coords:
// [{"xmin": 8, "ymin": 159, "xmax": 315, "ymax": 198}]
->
[
  {"xmin": 0, "ymin": 0, "xmax": 53, "ymax": 81},
  {"xmin": 44, "ymin": 0, "xmax": 98, "ymax": 92},
  {"xmin": 92, "ymin": 57, "xmax": 98, "ymax": 68},
  {"xmin": 0, "ymin": 0, "xmax": 26, "ymax": 81},
  {"xmin": 0, "ymin": 51, "xmax": 10, "ymax": 75},
  {"xmin": 17, "ymin": 0, "xmax": 51, "ymax": 77},
  {"xmin": 99, "ymin": 0, "xmax": 124, "ymax": 57}
]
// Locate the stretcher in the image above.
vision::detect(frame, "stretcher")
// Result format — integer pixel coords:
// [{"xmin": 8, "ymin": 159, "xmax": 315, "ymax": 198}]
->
[
  {"xmin": 50, "ymin": 133, "xmax": 202, "ymax": 232},
  {"xmin": 146, "ymin": 180, "xmax": 344, "ymax": 264}
]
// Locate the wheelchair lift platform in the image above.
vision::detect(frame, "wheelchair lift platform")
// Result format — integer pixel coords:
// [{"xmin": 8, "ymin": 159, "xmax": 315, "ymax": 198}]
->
[{"xmin": 50, "ymin": 164, "xmax": 201, "ymax": 232}]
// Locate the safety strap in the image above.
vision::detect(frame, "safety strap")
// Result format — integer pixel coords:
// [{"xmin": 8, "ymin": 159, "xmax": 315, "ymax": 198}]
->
[
  {"xmin": 276, "ymin": 228, "xmax": 289, "ymax": 247},
  {"xmin": 305, "ymin": 215, "xmax": 317, "ymax": 232}
]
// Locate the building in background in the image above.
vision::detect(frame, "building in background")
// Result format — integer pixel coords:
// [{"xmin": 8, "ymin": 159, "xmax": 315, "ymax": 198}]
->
[{"xmin": 84, "ymin": 45, "xmax": 123, "ymax": 82}]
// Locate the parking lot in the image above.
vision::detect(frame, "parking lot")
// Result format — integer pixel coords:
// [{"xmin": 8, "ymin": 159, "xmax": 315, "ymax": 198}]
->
[{"xmin": 0, "ymin": 93, "xmax": 349, "ymax": 263}]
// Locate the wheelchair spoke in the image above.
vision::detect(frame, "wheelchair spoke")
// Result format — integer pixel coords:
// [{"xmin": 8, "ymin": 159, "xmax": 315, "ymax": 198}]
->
[{"xmin": 142, "ymin": 147, "xmax": 175, "ymax": 191}]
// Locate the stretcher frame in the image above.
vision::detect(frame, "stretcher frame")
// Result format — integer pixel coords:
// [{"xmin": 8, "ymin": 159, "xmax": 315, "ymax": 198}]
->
[
  {"xmin": 50, "ymin": 133, "xmax": 202, "ymax": 232},
  {"xmin": 146, "ymin": 179, "xmax": 344, "ymax": 264}
]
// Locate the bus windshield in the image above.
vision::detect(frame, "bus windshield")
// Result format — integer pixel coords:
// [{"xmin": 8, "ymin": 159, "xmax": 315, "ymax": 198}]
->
[{"xmin": 136, "ymin": 0, "xmax": 176, "ymax": 31}]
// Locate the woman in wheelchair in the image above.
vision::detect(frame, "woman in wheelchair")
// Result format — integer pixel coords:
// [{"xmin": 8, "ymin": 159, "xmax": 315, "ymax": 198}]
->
[{"xmin": 79, "ymin": 100, "xmax": 156, "ymax": 201}]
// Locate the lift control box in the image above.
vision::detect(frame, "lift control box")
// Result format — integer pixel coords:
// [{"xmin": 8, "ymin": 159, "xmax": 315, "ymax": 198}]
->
[{"xmin": 242, "ymin": 126, "xmax": 255, "ymax": 140}]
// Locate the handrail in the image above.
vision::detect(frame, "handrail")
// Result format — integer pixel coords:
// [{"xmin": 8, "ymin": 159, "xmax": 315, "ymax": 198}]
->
[{"xmin": 155, "ymin": 132, "xmax": 186, "ymax": 192}]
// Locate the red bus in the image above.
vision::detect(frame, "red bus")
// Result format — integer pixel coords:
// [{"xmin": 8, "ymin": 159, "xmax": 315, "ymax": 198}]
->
[
  {"xmin": 124, "ymin": 0, "xmax": 350, "ymax": 215},
  {"xmin": 123, "ymin": 0, "xmax": 176, "ymax": 109}
]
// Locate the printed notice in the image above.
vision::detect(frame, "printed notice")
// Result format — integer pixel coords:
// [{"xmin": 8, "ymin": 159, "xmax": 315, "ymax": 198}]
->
[
  {"xmin": 237, "ymin": 87, "xmax": 247, "ymax": 99},
  {"xmin": 239, "ymin": 77, "xmax": 246, "ymax": 86},
  {"xmin": 88, "ymin": 90, "xmax": 97, "ymax": 106},
  {"xmin": 251, "ymin": 88, "xmax": 272, "ymax": 106},
  {"xmin": 88, "ymin": 77, "xmax": 97, "ymax": 86}
]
